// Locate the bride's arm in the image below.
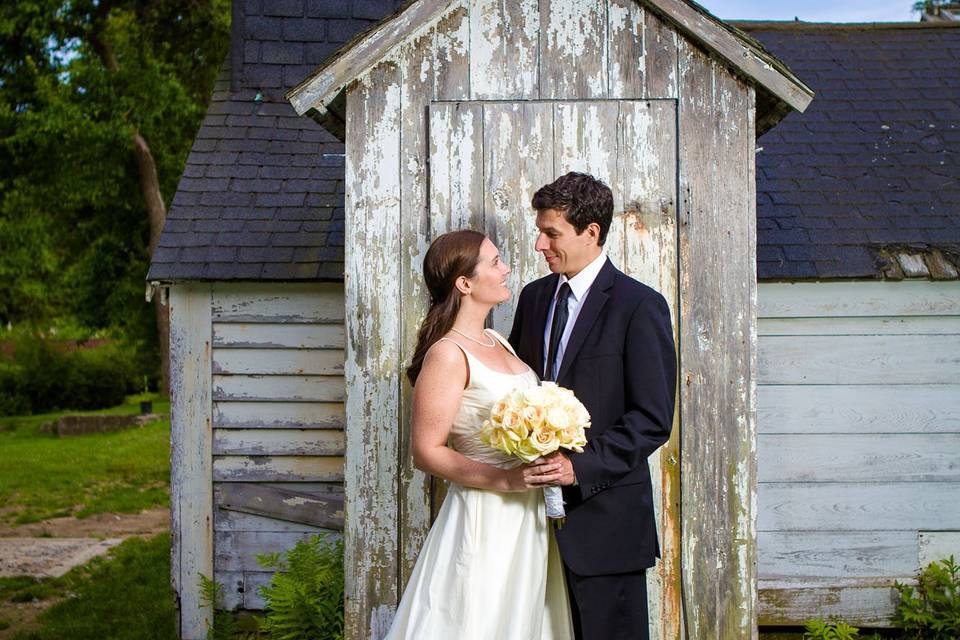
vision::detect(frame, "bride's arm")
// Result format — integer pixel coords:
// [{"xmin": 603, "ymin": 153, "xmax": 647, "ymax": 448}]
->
[{"xmin": 410, "ymin": 341, "xmax": 561, "ymax": 492}]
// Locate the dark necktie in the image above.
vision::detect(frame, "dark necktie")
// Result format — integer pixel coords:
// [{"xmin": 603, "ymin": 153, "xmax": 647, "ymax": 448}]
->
[{"xmin": 545, "ymin": 282, "xmax": 572, "ymax": 381}]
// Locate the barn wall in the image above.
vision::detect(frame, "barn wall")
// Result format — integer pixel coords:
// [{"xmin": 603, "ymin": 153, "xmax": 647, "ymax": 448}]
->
[
  {"xmin": 343, "ymin": 1, "xmax": 759, "ymax": 638},
  {"xmin": 170, "ymin": 282, "xmax": 346, "ymax": 627},
  {"xmin": 756, "ymin": 280, "xmax": 960, "ymax": 625}
]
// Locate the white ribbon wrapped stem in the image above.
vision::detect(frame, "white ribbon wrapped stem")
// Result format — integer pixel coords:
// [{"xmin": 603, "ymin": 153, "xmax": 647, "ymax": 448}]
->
[{"xmin": 544, "ymin": 486, "xmax": 565, "ymax": 519}]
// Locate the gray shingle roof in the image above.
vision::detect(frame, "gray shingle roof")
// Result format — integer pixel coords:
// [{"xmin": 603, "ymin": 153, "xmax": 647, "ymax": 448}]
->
[
  {"xmin": 150, "ymin": 13, "xmax": 960, "ymax": 283},
  {"xmin": 146, "ymin": 0, "xmax": 404, "ymax": 282},
  {"xmin": 745, "ymin": 22, "xmax": 960, "ymax": 280}
]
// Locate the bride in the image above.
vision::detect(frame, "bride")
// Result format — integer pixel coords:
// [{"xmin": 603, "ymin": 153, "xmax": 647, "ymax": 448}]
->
[{"xmin": 384, "ymin": 230, "xmax": 573, "ymax": 639}]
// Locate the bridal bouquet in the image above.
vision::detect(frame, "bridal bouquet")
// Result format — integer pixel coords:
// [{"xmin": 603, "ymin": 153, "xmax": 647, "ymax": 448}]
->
[{"xmin": 480, "ymin": 382, "xmax": 591, "ymax": 519}]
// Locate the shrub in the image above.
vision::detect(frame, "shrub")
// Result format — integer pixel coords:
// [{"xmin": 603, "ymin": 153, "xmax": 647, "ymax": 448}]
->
[
  {"xmin": 893, "ymin": 555, "xmax": 960, "ymax": 639},
  {"xmin": 257, "ymin": 535, "xmax": 345, "ymax": 640},
  {"xmin": 0, "ymin": 362, "xmax": 31, "ymax": 416},
  {"xmin": 0, "ymin": 329, "xmax": 150, "ymax": 415}
]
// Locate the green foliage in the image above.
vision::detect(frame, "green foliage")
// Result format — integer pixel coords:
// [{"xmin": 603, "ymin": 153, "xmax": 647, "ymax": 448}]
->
[
  {"xmin": 893, "ymin": 556, "xmax": 960, "ymax": 639},
  {"xmin": 803, "ymin": 620, "xmax": 863, "ymax": 640},
  {"xmin": 0, "ymin": 328, "xmax": 152, "ymax": 415},
  {"xmin": 913, "ymin": 1, "xmax": 953, "ymax": 13},
  {"xmin": 199, "ymin": 574, "xmax": 268, "ymax": 640},
  {"xmin": 13, "ymin": 533, "xmax": 177, "ymax": 640},
  {"xmin": 0, "ymin": 0, "xmax": 230, "ymax": 342},
  {"xmin": 256, "ymin": 536, "xmax": 345, "ymax": 640},
  {"xmin": 0, "ymin": 575, "xmax": 65, "ymax": 603}
]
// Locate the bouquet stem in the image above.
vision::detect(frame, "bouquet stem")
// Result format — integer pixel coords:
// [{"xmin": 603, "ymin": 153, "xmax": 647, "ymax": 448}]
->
[{"xmin": 544, "ymin": 486, "xmax": 565, "ymax": 519}]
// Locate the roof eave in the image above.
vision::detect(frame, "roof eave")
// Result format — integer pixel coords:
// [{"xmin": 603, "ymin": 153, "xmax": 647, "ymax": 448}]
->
[
  {"xmin": 287, "ymin": 0, "xmax": 452, "ymax": 118},
  {"xmin": 287, "ymin": 0, "xmax": 813, "ymax": 132},
  {"xmin": 642, "ymin": 0, "xmax": 813, "ymax": 113}
]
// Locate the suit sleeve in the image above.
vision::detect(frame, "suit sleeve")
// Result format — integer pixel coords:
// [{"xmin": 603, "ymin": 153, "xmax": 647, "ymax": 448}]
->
[{"xmin": 570, "ymin": 291, "xmax": 677, "ymax": 496}]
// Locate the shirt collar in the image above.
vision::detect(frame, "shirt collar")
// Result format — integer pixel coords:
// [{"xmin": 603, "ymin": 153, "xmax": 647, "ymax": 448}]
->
[{"xmin": 557, "ymin": 250, "xmax": 607, "ymax": 302}]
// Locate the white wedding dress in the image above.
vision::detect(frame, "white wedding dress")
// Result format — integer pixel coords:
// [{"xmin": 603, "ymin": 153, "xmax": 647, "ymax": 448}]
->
[{"xmin": 384, "ymin": 329, "xmax": 574, "ymax": 640}]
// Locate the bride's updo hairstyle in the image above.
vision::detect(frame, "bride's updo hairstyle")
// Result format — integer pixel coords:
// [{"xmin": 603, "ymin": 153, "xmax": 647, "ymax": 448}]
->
[{"xmin": 406, "ymin": 229, "xmax": 486, "ymax": 385}]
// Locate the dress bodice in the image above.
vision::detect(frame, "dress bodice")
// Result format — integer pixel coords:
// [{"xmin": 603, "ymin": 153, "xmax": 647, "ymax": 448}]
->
[{"xmin": 438, "ymin": 329, "xmax": 540, "ymax": 469}]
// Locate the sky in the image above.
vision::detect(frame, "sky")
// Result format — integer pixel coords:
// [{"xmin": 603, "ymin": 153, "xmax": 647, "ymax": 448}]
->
[{"xmin": 697, "ymin": 0, "xmax": 918, "ymax": 23}]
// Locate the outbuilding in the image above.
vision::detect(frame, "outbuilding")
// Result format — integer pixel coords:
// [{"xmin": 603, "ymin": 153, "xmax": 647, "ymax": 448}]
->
[{"xmin": 148, "ymin": 0, "xmax": 814, "ymax": 638}]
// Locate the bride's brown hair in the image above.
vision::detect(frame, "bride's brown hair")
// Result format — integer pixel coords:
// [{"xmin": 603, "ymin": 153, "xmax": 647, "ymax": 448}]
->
[{"xmin": 406, "ymin": 230, "xmax": 486, "ymax": 385}]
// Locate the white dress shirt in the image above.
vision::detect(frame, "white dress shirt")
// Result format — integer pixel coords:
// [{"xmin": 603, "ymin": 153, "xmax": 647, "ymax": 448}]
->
[{"xmin": 542, "ymin": 250, "xmax": 608, "ymax": 380}]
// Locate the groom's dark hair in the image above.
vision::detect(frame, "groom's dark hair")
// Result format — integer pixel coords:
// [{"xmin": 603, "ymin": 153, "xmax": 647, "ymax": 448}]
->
[{"xmin": 531, "ymin": 172, "xmax": 614, "ymax": 246}]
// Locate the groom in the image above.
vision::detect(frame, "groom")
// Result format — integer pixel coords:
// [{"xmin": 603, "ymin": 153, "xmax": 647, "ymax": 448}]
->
[{"xmin": 508, "ymin": 172, "xmax": 677, "ymax": 640}]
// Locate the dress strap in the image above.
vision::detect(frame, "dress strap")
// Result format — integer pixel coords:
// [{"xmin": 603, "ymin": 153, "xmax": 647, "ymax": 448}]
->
[{"xmin": 435, "ymin": 337, "xmax": 471, "ymax": 388}]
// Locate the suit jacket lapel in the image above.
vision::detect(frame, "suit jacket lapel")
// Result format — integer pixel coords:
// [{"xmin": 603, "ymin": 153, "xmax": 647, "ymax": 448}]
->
[
  {"xmin": 556, "ymin": 258, "xmax": 616, "ymax": 384},
  {"xmin": 532, "ymin": 273, "xmax": 559, "ymax": 380}
]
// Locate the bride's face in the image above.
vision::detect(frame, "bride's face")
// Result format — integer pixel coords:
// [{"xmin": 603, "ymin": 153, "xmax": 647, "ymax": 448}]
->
[{"xmin": 463, "ymin": 238, "xmax": 511, "ymax": 305}]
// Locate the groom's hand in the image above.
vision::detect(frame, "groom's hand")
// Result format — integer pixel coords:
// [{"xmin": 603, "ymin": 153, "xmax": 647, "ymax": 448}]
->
[{"xmin": 538, "ymin": 452, "xmax": 577, "ymax": 486}]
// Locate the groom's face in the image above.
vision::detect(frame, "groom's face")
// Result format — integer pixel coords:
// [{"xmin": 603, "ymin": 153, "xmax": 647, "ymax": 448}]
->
[{"xmin": 534, "ymin": 208, "xmax": 597, "ymax": 278}]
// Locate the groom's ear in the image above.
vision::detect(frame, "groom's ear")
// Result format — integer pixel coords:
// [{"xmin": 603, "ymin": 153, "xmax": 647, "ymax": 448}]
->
[{"xmin": 585, "ymin": 222, "xmax": 601, "ymax": 245}]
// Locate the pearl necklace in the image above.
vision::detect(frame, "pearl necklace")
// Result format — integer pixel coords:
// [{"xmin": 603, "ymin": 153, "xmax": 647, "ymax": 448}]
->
[{"xmin": 450, "ymin": 327, "xmax": 497, "ymax": 348}]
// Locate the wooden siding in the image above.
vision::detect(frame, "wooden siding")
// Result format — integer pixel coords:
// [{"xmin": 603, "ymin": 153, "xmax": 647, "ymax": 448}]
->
[
  {"xmin": 208, "ymin": 283, "xmax": 345, "ymax": 613},
  {"xmin": 341, "ymin": 2, "xmax": 758, "ymax": 638},
  {"xmin": 677, "ymin": 39, "xmax": 757, "ymax": 639},
  {"xmin": 757, "ymin": 281, "xmax": 960, "ymax": 626}
]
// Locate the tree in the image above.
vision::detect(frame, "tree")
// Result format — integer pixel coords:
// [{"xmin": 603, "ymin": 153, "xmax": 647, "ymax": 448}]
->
[
  {"xmin": 0, "ymin": 0, "xmax": 230, "ymax": 393},
  {"xmin": 913, "ymin": 0, "xmax": 954, "ymax": 14}
]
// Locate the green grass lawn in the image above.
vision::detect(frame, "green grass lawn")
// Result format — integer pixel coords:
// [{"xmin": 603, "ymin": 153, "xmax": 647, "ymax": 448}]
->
[
  {"xmin": 7, "ymin": 533, "xmax": 178, "ymax": 640},
  {"xmin": 0, "ymin": 393, "xmax": 170, "ymax": 525}
]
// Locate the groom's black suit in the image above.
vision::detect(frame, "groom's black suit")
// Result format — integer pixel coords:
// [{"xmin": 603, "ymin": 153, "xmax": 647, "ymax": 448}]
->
[{"xmin": 509, "ymin": 257, "xmax": 677, "ymax": 639}]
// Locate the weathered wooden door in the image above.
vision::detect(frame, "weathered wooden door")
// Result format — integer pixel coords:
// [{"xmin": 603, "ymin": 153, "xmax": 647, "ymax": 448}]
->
[{"xmin": 423, "ymin": 99, "xmax": 682, "ymax": 638}]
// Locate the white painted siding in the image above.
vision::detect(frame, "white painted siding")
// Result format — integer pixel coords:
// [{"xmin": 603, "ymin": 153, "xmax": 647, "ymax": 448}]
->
[
  {"xmin": 757, "ymin": 280, "xmax": 960, "ymax": 626},
  {"xmin": 207, "ymin": 282, "xmax": 345, "ymax": 610}
]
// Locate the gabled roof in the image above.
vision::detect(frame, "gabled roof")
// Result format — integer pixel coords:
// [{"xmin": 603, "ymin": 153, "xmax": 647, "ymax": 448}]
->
[
  {"xmin": 742, "ymin": 21, "xmax": 960, "ymax": 280},
  {"xmin": 149, "ymin": 12, "xmax": 959, "ymax": 283},
  {"xmin": 146, "ymin": 0, "xmax": 406, "ymax": 283},
  {"xmin": 286, "ymin": 0, "xmax": 813, "ymax": 139}
]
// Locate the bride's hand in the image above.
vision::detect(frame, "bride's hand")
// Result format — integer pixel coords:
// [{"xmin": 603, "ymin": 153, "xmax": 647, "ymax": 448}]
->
[{"xmin": 502, "ymin": 460, "xmax": 563, "ymax": 491}]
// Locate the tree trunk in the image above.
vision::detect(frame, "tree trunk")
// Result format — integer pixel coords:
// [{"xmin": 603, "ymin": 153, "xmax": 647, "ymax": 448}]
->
[
  {"xmin": 134, "ymin": 131, "xmax": 171, "ymax": 396},
  {"xmin": 91, "ymin": 14, "xmax": 171, "ymax": 395}
]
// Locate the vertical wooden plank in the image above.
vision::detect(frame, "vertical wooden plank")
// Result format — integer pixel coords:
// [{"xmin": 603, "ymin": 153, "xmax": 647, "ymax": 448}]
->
[
  {"xmin": 344, "ymin": 60, "xmax": 403, "ymax": 640},
  {"xmin": 429, "ymin": 102, "xmax": 485, "ymax": 234},
  {"xmin": 644, "ymin": 10, "xmax": 679, "ymax": 99},
  {"xmin": 607, "ymin": 0, "xmax": 645, "ymax": 99},
  {"xmin": 679, "ymin": 39, "xmax": 757, "ymax": 640},
  {"xmin": 715, "ymin": 68, "xmax": 756, "ymax": 640},
  {"xmin": 540, "ymin": 0, "xmax": 608, "ymax": 99},
  {"xmin": 470, "ymin": 0, "xmax": 540, "ymax": 99},
  {"xmin": 482, "ymin": 102, "xmax": 554, "ymax": 333},
  {"xmin": 398, "ymin": 31, "xmax": 434, "ymax": 591},
  {"xmin": 433, "ymin": 0, "xmax": 470, "ymax": 100},
  {"xmin": 678, "ymin": 40, "xmax": 719, "ymax": 640},
  {"xmin": 427, "ymin": 100, "xmax": 484, "ymax": 518},
  {"xmin": 169, "ymin": 283, "xmax": 213, "ymax": 640},
  {"xmin": 744, "ymin": 83, "xmax": 759, "ymax": 640},
  {"xmin": 618, "ymin": 100, "xmax": 681, "ymax": 640},
  {"xmin": 553, "ymin": 101, "xmax": 623, "ymax": 263}
]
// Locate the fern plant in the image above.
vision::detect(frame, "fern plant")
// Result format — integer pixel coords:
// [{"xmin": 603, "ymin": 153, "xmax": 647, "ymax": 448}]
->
[
  {"xmin": 803, "ymin": 619, "xmax": 862, "ymax": 640},
  {"xmin": 198, "ymin": 573, "xmax": 266, "ymax": 640},
  {"xmin": 256, "ymin": 535, "xmax": 345, "ymax": 640},
  {"xmin": 893, "ymin": 555, "xmax": 960, "ymax": 639}
]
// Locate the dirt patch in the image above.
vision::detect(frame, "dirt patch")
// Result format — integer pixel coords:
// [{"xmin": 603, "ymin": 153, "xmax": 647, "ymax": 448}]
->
[
  {"xmin": 0, "ymin": 538, "xmax": 126, "ymax": 578},
  {"xmin": 0, "ymin": 507, "xmax": 169, "ymax": 539},
  {"xmin": 0, "ymin": 507, "xmax": 170, "ymax": 637},
  {"xmin": 0, "ymin": 596, "xmax": 62, "ymax": 640}
]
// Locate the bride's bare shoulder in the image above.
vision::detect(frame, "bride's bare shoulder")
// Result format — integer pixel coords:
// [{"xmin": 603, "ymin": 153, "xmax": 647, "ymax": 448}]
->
[{"xmin": 421, "ymin": 338, "xmax": 469, "ymax": 385}]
